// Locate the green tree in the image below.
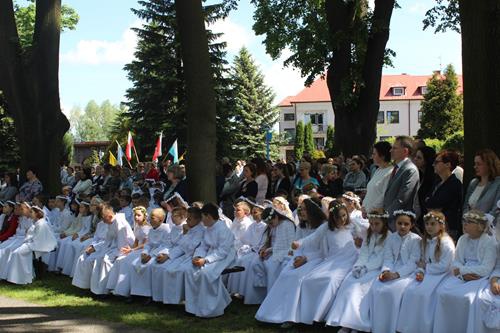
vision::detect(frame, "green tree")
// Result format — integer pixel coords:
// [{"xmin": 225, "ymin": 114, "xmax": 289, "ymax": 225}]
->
[
  {"xmin": 70, "ymin": 100, "xmax": 120, "ymax": 142},
  {"xmin": 252, "ymin": 0, "xmax": 397, "ymax": 156},
  {"xmin": 294, "ymin": 121, "xmax": 305, "ymax": 160},
  {"xmin": 325, "ymin": 125, "xmax": 335, "ymax": 157},
  {"xmin": 0, "ymin": 101, "xmax": 20, "ymax": 172},
  {"xmin": 304, "ymin": 122, "xmax": 314, "ymax": 155},
  {"xmin": 0, "ymin": 0, "xmax": 79, "ymax": 194},
  {"xmin": 60, "ymin": 132, "xmax": 74, "ymax": 165},
  {"xmin": 418, "ymin": 65, "xmax": 463, "ymax": 140},
  {"xmin": 122, "ymin": 0, "xmax": 235, "ymax": 161},
  {"xmin": 231, "ymin": 47, "xmax": 278, "ymax": 159}
]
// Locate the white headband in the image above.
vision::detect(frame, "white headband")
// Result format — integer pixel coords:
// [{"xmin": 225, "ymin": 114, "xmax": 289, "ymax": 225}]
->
[{"xmin": 393, "ymin": 209, "xmax": 416, "ymax": 219}]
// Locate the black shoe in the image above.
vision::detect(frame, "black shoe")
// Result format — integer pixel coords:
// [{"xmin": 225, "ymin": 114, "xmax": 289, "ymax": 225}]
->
[
  {"xmin": 125, "ymin": 296, "xmax": 135, "ymax": 304},
  {"xmin": 143, "ymin": 297, "xmax": 152, "ymax": 305}
]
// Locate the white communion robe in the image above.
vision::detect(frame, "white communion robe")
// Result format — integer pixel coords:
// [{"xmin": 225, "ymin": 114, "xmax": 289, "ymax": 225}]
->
[
  {"xmin": 326, "ymin": 231, "xmax": 391, "ymax": 331},
  {"xmin": 0, "ymin": 217, "xmax": 33, "ymax": 279},
  {"xmin": 66, "ymin": 218, "xmax": 107, "ymax": 277},
  {"xmin": 72, "ymin": 213, "xmax": 134, "ymax": 294},
  {"xmin": 470, "ymin": 240, "xmax": 500, "ymax": 333},
  {"xmin": 348, "ymin": 209, "xmax": 369, "ymax": 241},
  {"xmin": 227, "ymin": 219, "xmax": 268, "ymax": 304},
  {"xmin": 253, "ymin": 219, "xmax": 296, "ymax": 292},
  {"xmin": 46, "ymin": 209, "xmax": 75, "ymax": 271},
  {"xmin": 6, "ymin": 217, "xmax": 57, "ymax": 284},
  {"xmin": 157, "ymin": 223, "xmax": 205, "ymax": 304},
  {"xmin": 130, "ymin": 222, "xmax": 184, "ymax": 298},
  {"xmin": 434, "ymin": 233, "xmax": 497, "ymax": 333},
  {"xmin": 396, "ymin": 235, "xmax": 455, "ymax": 333},
  {"xmin": 184, "ymin": 219, "xmax": 236, "ymax": 318},
  {"xmin": 370, "ymin": 231, "xmax": 421, "ymax": 333},
  {"xmin": 295, "ymin": 225, "xmax": 358, "ymax": 324},
  {"xmin": 230, "ymin": 215, "xmax": 253, "ymax": 250},
  {"xmin": 106, "ymin": 223, "xmax": 151, "ymax": 296},
  {"xmin": 255, "ymin": 223, "xmax": 325, "ymax": 323},
  {"xmin": 57, "ymin": 215, "xmax": 93, "ymax": 275}
]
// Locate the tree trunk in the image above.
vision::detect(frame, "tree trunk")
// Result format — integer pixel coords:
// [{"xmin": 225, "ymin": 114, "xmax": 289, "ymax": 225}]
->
[
  {"xmin": 459, "ymin": 0, "xmax": 500, "ymax": 183},
  {"xmin": 0, "ymin": 0, "xmax": 68, "ymax": 195},
  {"xmin": 325, "ymin": 0, "xmax": 395, "ymax": 157},
  {"xmin": 175, "ymin": 0, "xmax": 217, "ymax": 202}
]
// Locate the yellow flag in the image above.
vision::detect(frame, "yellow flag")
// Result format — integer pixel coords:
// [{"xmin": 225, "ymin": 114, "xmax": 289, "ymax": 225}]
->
[
  {"xmin": 179, "ymin": 151, "xmax": 186, "ymax": 161},
  {"xmin": 109, "ymin": 151, "xmax": 117, "ymax": 166}
]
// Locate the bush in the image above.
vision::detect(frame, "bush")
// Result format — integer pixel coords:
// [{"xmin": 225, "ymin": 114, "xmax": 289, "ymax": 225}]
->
[
  {"xmin": 423, "ymin": 138, "xmax": 445, "ymax": 152},
  {"xmin": 442, "ymin": 131, "xmax": 464, "ymax": 153},
  {"xmin": 312, "ymin": 150, "xmax": 326, "ymax": 159}
]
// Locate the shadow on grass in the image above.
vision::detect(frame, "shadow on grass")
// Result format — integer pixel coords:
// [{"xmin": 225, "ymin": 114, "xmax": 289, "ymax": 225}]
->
[{"xmin": 0, "ymin": 273, "xmax": 337, "ymax": 333}]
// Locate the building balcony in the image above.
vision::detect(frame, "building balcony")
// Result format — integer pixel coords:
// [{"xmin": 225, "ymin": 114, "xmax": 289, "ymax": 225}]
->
[{"xmin": 312, "ymin": 124, "xmax": 324, "ymax": 133}]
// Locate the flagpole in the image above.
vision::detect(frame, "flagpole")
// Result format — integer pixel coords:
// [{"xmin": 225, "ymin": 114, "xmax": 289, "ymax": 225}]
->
[
  {"xmin": 132, "ymin": 144, "xmax": 140, "ymax": 165},
  {"xmin": 116, "ymin": 140, "xmax": 132, "ymax": 169}
]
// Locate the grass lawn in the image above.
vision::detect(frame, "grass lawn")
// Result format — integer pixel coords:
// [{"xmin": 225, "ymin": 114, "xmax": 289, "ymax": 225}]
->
[{"xmin": 0, "ymin": 272, "xmax": 336, "ymax": 333}]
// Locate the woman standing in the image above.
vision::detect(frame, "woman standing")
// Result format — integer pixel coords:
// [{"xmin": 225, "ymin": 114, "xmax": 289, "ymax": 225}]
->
[
  {"xmin": 236, "ymin": 163, "xmax": 258, "ymax": 199},
  {"xmin": 362, "ymin": 141, "xmax": 393, "ymax": 214},
  {"xmin": 413, "ymin": 146, "xmax": 437, "ymax": 229},
  {"xmin": 0, "ymin": 173, "xmax": 18, "ymax": 201}
]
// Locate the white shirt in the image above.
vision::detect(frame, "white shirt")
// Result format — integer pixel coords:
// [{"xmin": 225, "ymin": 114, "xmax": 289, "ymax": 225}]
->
[
  {"xmin": 363, "ymin": 165, "xmax": 393, "ymax": 212},
  {"xmin": 468, "ymin": 184, "xmax": 485, "ymax": 208}
]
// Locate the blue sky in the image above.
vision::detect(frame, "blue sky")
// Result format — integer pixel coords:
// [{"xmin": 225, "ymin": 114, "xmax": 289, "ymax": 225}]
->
[{"xmin": 58, "ymin": 0, "xmax": 461, "ymax": 113}]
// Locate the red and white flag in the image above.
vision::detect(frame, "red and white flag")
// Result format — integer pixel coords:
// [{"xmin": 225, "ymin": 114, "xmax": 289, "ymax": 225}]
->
[
  {"xmin": 152, "ymin": 132, "xmax": 163, "ymax": 162},
  {"xmin": 125, "ymin": 131, "xmax": 134, "ymax": 161}
]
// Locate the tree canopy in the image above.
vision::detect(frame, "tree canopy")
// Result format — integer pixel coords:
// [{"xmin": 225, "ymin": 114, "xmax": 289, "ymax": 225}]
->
[{"xmin": 69, "ymin": 100, "xmax": 122, "ymax": 142}]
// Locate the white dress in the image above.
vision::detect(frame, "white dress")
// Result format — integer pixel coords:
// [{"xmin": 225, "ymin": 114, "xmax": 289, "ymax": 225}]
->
[
  {"xmin": 396, "ymin": 235, "xmax": 455, "ymax": 333},
  {"xmin": 255, "ymin": 223, "xmax": 324, "ymax": 323},
  {"xmin": 72, "ymin": 213, "xmax": 134, "ymax": 294},
  {"xmin": 158, "ymin": 223, "xmax": 205, "ymax": 304},
  {"xmin": 58, "ymin": 215, "xmax": 94, "ymax": 275},
  {"xmin": 184, "ymin": 219, "xmax": 236, "ymax": 318},
  {"xmin": 362, "ymin": 165, "xmax": 392, "ymax": 212},
  {"xmin": 471, "ymin": 241, "xmax": 500, "ymax": 333},
  {"xmin": 0, "ymin": 216, "xmax": 33, "ymax": 279},
  {"xmin": 370, "ymin": 231, "xmax": 422, "ymax": 333},
  {"xmin": 105, "ymin": 223, "xmax": 151, "ymax": 295},
  {"xmin": 296, "ymin": 226, "xmax": 358, "ymax": 324},
  {"xmin": 253, "ymin": 219, "xmax": 296, "ymax": 292},
  {"xmin": 227, "ymin": 219, "xmax": 270, "ymax": 304},
  {"xmin": 47, "ymin": 210, "xmax": 75, "ymax": 271},
  {"xmin": 130, "ymin": 222, "xmax": 184, "ymax": 298},
  {"xmin": 325, "ymin": 232, "xmax": 390, "ymax": 331},
  {"xmin": 348, "ymin": 209, "xmax": 369, "ymax": 241},
  {"xmin": 433, "ymin": 233, "xmax": 497, "ymax": 333},
  {"xmin": 230, "ymin": 215, "xmax": 253, "ymax": 250},
  {"xmin": 5, "ymin": 217, "xmax": 57, "ymax": 284}
]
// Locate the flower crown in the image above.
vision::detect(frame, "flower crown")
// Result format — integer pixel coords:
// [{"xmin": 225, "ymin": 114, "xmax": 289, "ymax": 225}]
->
[
  {"xmin": 424, "ymin": 212, "xmax": 445, "ymax": 224},
  {"xmin": 342, "ymin": 193, "xmax": 360, "ymax": 203},
  {"xmin": 329, "ymin": 200, "xmax": 346, "ymax": 213},
  {"xmin": 367, "ymin": 212, "xmax": 390, "ymax": 219},
  {"xmin": 463, "ymin": 211, "xmax": 488, "ymax": 224},
  {"xmin": 393, "ymin": 209, "xmax": 416, "ymax": 219}
]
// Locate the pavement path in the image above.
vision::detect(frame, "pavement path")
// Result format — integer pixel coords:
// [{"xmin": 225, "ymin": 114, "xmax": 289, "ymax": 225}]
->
[{"xmin": 0, "ymin": 296, "xmax": 156, "ymax": 333}]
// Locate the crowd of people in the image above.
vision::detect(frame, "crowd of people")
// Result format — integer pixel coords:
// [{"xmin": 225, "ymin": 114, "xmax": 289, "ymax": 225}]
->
[{"xmin": 0, "ymin": 135, "xmax": 498, "ymax": 333}]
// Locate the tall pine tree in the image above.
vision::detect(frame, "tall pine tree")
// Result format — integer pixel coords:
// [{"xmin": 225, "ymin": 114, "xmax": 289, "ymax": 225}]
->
[
  {"xmin": 418, "ymin": 64, "xmax": 463, "ymax": 140},
  {"xmin": 304, "ymin": 122, "xmax": 314, "ymax": 155},
  {"xmin": 121, "ymin": 0, "xmax": 235, "ymax": 160},
  {"xmin": 230, "ymin": 47, "xmax": 278, "ymax": 159},
  {"xmin": 294, "ymin": 121, "xmax": 305, "ymax": 160}
]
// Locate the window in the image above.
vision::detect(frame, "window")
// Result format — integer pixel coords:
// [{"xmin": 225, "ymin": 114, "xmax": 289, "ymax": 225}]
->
[
  {"xmin": 283, "ymin": 128, "xmax": 296, "ymax": 144},
  {"xmin": 387, "ymin": 111, "xmax": 399, "ymax": 124},
  {"xmin": 284, "ymin": 113, "xmax": 295, "ymax": 121},
  {"xmin": 392, "ymin": 87, "xmax": 405, "ymax": 96},
  {"xmin": 420, "ymin": 86, "xmax": 428, "ymax": 95},
  {"xmin": 314, "ymin": 137, "xmax": 325, "ymax": 150},
  {"xmin": 418, "ymin": 110, "xmax": 423, "ymax": 123},
  {"xmin": 305, "ymin": 113, "xmax": 325, "ymax": 133},
  {"xmin": 377, "ymin": 111, "xmax": 385, "ymax": 124}
]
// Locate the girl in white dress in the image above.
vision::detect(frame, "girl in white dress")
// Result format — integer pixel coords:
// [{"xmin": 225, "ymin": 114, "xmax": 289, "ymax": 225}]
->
[
  {"xmin": 255, "ymin": 197, "xmax": 326, "ymax": 324},
  {"xmin": 227, "ymin": 199, "xmax": 267, "ymax": 304},
  {"xmin": 230, "ymin": 200, "xmax": 253, "ymax": 249},
  {"xmin": 433, "ymin": 210, "xmax": 497, "ymax": 333},
  {"xmin": 326, "ymin": 208, "xmax": 391, "ymax": 332},
  {"xmin": 293, "ymin": 199, "xmax": 358, "ymax": 325},
  {"xmin": 342, "ymin": 192, "xmax": 369, "ymax": 248},
  {"xmin": 253, "ymin": 206, "xmax": 296, "ymax": 293},
  {"xmin": 370, "ymin": 210, "xmax": 422, "ymax": 333},
  {"xmin": 396, "ymin": 210, "xmax": 456, "ymax": 333},
  {"xmin": 106, "ymin": 206, "xmax": 151, "ymax": 294}
]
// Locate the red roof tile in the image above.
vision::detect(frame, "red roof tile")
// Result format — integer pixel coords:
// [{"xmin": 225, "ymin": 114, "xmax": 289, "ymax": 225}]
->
[{"xmin": 284, "ymin": 74, "xmax": 463, "ymax": 104}]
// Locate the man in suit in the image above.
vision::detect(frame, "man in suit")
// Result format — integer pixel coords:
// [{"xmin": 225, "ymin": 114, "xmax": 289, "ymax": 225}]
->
[{"xmin": 383, "ymin": 136, "xmax": 420, "ymax": 230}]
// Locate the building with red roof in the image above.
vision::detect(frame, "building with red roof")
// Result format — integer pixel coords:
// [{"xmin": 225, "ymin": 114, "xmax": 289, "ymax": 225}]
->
[{"xmin": 278, "ymin": 73, "xmax": 462, "ymax": 160}]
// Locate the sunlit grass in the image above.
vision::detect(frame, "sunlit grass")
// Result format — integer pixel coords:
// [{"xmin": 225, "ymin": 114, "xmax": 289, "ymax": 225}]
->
[{"xmin": 0, "ymin": 273, "xmax": 334, "ymax": 332}]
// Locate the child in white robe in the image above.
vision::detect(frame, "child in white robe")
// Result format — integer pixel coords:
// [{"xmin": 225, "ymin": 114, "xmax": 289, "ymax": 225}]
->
[
  {"xmin": 370, "ymin": 210, "xmax": 421, "ymax": 333},
  {"xmin": 106, "ymin": 206, "xmax": 151, "ymax": 295},
  {"xmin": 130, "ymin": 207, "xmax": 185, "ymax": 300},
  {"xmin": 5, "ymin": 206, "xmax": 57, "ymax": 284},
  {"xmin": 72, "ymin": 204, "xmax": 134, "ymax": 294},
  {"xmin": 434, "ymin": 210, "xmax": 497, "ymax": 333},
  {"xmin": 326, "ymin": 208, "xmax": 391, "ymax": 332},
  {"xmin": 253, "ymin": 206, "xmax": 296, "ymax": 293},
  {"xmin": 255, "ymin": 198, "xmax": 326, "ymax": 324},
  {"xmin": 184, "ymin": 203, "xmax": 236, "ymax": 318},
  {"xmin": 227, "ymin": 199, "xmax": 268, "ymax": 304},
  {"xmin": 118, "ymin": 195, "xmax": 134, "ymax": 228},
  {"xmin": 157, "ymin": 206, "xmax": 205, "ymax": 305},
  {"xmin": 230, "ymin": 200, "xmax": 253, "ymax": 249},
  {"xmin": 48, "ymin": 199, "xmax": 78, "ymax": 271},
  {"xmin": 342, "ymin": 192, "xmax": 369, "ymax": 247},
  {"xmin": 396, "ymin": 210, "xmax": 455, "ymax": 333}
]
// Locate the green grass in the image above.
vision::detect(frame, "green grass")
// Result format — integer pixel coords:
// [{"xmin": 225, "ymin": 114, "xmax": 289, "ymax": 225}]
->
[{"xmin": 0, "ymin": 273, "xmax": 336, "ymax": 332}]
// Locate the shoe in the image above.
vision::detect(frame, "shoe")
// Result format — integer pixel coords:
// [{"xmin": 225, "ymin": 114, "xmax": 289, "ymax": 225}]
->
[
  {"xmin": 125, "ymin": 296, "xmax": 134, "ymax": 304},
  {"xmin": 143, "ymin": 297, "xmax": 152, "ymax": 305},
  {"xmin": 280, "ymin": 322, "xmax": 294, "ymax": 329}
]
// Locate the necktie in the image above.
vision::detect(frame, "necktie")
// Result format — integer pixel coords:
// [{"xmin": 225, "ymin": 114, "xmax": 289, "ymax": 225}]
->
[{"xmin": 390, "ymin": 165, "xmax": 399, "ymax": 180}]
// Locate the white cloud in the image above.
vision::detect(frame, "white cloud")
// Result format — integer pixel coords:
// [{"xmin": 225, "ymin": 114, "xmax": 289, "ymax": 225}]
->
[
  {"xmin": 209, "ymin": 18, "xmax": 255, "ymax": 53},
  {"xmin": 61, "ymin": 20, "xmax": 142, "ymax": 65}
]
